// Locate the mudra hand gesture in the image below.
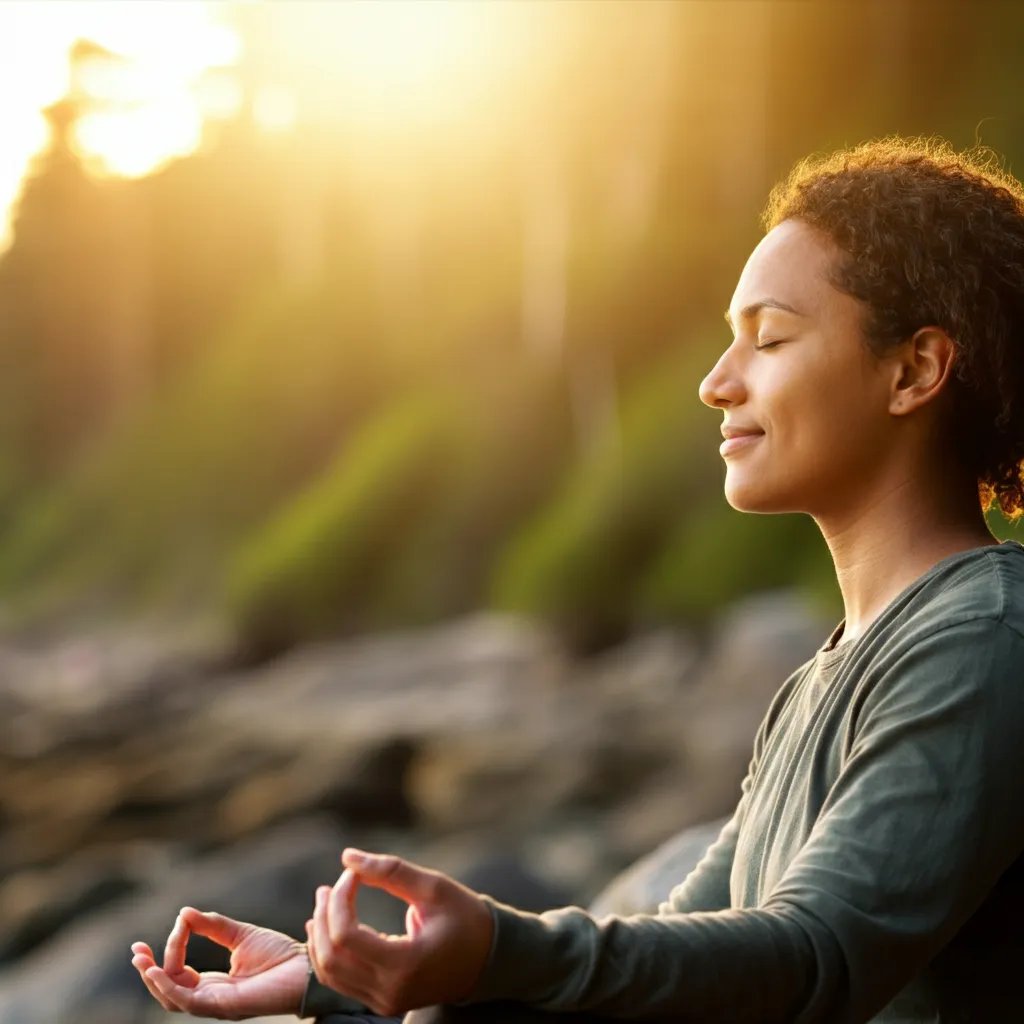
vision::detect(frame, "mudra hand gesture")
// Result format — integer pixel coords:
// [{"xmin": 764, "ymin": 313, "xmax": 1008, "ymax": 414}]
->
[
  {"xmin": 130, "ymin": 848, "xmax": 494, "ymax": 1019},
  {"xmin": 130, "ymin": 906, "xmax": 309, "ymax": 1018},
  {"xmin": 305, "ymin": 849, "xmax": 494, "ymax": 1017}
]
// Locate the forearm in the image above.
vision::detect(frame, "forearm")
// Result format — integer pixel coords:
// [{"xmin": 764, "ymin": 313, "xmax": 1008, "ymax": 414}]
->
[{"xmin": 466, "ymin": 898, "xmax": 838, "ymax": 1022}]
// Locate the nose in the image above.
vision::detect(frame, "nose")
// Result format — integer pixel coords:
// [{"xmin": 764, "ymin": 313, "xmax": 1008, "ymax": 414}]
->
[{"xmin": 698, "ymin": 344, "xmax": 745, "ymax": 409}]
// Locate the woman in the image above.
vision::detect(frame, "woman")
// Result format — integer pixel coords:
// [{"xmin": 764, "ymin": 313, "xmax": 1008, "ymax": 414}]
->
[{"xmin": 131, "ymin": 137, "xmax": 1024, "ymax": 1023}]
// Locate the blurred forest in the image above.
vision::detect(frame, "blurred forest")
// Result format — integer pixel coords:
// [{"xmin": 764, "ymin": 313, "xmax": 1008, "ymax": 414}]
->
[{"xmin": 2, "ymin": 0, "xmax": 1022, "ymax": 657}]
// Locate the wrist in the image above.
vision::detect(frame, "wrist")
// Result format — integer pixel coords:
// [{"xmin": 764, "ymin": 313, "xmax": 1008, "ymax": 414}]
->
[
  {"xmin": 460, "ymin": 896, "xmax": 499, "ymax": 1003},
  {"xmin": 296, "ymin": 945, "xmax": 315, "ymax": 1018}
]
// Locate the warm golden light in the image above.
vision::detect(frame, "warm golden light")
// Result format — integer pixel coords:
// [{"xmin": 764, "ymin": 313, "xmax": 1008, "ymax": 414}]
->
[
  {"xmin": 248, "ymin": 1, "xmax": 527, "ymax": 135},
  {"xmin": 0, "ymin": 0, "xmax": 549, "ymax": 253},
  {"xmin": 321, "ymin": 1, "xmax": 489, "ymax": 105},
  {"xmin": 0, "ymin": 1, "xmax": 239, "ymax": 250}
]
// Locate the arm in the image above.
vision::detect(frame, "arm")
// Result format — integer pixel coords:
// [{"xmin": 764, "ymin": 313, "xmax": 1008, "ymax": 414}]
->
[
  {"xmin": 465, "ymin": 619, "xmax": 1024, "ymax": 1022},
  {"xmin": 469, "ymin": 896, "xmax": 824, "ymax": 1022}
]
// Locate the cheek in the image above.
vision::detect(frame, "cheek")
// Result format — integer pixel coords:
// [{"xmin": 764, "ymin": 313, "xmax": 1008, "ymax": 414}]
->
[
  {"xmin": 725, "ymin": 357, "xmax": 883, "ymax": 509},
  {"xmin": 777, "ymin": 387, "xmax": 853, "ymax": 463}
]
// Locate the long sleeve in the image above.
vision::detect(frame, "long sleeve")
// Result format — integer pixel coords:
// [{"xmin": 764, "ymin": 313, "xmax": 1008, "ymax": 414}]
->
[
  {"xmin": 465, "ymin": 617, "xmax": 1024, "ymax": 1022},
  {"xmin": 469, "ymin": 898, "xmax": 824, "ymax": 1022}
]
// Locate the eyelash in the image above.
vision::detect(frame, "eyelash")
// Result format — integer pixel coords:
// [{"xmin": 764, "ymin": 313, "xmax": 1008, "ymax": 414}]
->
[{"xmin": 754, "ymin": 338, "xmax": 785, "ymax": 351}]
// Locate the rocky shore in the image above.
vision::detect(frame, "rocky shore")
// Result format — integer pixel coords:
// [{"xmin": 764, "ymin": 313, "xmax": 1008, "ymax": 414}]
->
[{"xmin": 0, "ymin": 591, "xmax": 830, "ymax": 1022}]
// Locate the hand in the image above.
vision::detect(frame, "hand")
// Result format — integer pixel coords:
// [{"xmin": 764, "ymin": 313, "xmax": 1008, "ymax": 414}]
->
[
  {"xmin": 130, "ymin": 906, "xmax": 309, "ymax": 1019},
  {"xmin": 306, "ymin": 849, "xmax": 494, "ymax": 1017}
]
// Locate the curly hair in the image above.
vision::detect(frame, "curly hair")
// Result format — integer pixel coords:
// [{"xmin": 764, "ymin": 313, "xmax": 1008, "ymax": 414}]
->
[{"xmin": 763, "ymin": 136, "xmax": 1024, "ymax": 519}]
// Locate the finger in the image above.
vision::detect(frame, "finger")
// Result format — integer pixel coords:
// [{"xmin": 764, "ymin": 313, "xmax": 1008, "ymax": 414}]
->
[
  {"xmin": 336, "ymin": 918, "xmax": 409, "ymax": 969},
  {"xmin": 305, "ymin": 923, "xmax": 379, "ymax": 1014},
  {"xmin": 132, "ymin": 954, "xmax": 176, "ymax": 1012},
  {"xmin": 327, "ymin": 869, "xmax": 359, "ymax": 946},
  {"xmin": 163, "ymin": 913, "xmax": 191, "ymax": 977},
  {"xmin": 312, "ymin": 886, "xmax": 335, "ymax": 975},
  {"xmin": 145, "ymin": 966, "xmax": 201, "ymax": 1014},
  {"xmin": 133, "ymin": 940, "xmax": 179, "ymax": 970},
  {"xmin": 305, "ymin": 918, "xmax": 324, "ymax": 979},
  {"xmin": 135, "ymin": 932, "xmax": 199, "ymax": 988},
  {"xmin": 342, "ymin": 850, "xmax": 444, "ymax": 906},
  {"xmin": 320, "ymin": 879, "xmax": 410, "ymax": 973},
  {"xmin": 177, "ymin": 906, "xmax": 248, "ymax": 951},
  {"xmin": 312, "ymin": 885, "xmax": 364, "ymax": 977}
]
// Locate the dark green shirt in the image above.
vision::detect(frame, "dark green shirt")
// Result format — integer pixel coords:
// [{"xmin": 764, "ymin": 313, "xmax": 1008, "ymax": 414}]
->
[{"xmin": 303, "ymin": 541, "xmax": 1024, "ymax": 1022}]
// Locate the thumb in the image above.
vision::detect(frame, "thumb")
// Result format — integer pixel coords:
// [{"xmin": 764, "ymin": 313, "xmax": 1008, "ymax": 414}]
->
[
  {"xmin": 179, "ymin": 907, "xmax": 250, "ymax": 951},
  {"xmin": 342, "ymin": 850, "xmax": 443, "ymax": 906}
]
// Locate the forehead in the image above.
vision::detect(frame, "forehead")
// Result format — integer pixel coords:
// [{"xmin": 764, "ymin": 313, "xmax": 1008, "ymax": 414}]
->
[{"xmin": 729, "ymin": 218, "xmax": 839, "ymax": 320}]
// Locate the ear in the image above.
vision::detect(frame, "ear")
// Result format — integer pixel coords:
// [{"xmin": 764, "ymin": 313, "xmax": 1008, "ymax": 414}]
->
[{"xmin": 889, "ymin": 326, "xmax": 957, "ymax": 417}]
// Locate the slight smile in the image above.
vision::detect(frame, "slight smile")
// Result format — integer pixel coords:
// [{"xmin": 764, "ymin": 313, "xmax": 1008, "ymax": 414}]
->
[{"xmin": 720, "ymin": 432, "xmax": 764, "ymax": 457}]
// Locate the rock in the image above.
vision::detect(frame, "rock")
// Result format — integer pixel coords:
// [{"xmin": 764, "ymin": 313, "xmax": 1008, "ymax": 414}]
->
[
  {"xmin": 0, "ymin": 844, "xmax": 152, "ymax": 965},
  {"xmin": 0, "ymin": 594, "xmax": 834, "ymax": 1024},
  {"xmin": 696, "ymin": 588, "xmax": 828, "ymax": 703},
  {"xmin": 588, "ymin": 816, "xmax": 730, "ymax": 917},
  {"xmin": 0, "ymin": 817, "xmax": 351, "ymax": 1024},
  {"xmin": 582, "ymin": 627, "xmax": 700, "ymax": 709},
  {"xmin": 457, "ymin": 852, "xmax": 572, "ymax": 913},
  {"xmin": 520, "ymin": 822, "xmax": 619, "ymax": 903}
]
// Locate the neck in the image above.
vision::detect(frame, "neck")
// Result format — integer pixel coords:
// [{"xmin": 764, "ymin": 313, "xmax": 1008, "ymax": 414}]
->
[{"xmin": 814, "ymin": 462, "xmax": 997, "ymax": 645}]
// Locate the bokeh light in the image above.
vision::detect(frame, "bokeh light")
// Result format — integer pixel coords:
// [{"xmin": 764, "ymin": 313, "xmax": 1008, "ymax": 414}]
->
[{"xmin": 0, "ymin": 0, "xmax": 238, "ymax": 249}]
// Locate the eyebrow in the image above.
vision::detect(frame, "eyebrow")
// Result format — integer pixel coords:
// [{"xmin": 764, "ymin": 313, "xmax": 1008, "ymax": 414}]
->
[{"xmin": 723, "ymin": 298, "xmax": 807, "ymax": 330}]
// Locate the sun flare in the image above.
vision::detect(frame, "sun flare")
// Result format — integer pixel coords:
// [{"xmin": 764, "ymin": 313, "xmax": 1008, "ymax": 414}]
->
[
  {"xmin": 0, "ymin": 1, "xmax": 238, "ymax": 250},
  {"xmin": 0, "ymin": 0, "xmax": 534, "ymax": 253},
  {"xmin": 245, "ymin": 0, "xmax": 526, "ymax": 134}
]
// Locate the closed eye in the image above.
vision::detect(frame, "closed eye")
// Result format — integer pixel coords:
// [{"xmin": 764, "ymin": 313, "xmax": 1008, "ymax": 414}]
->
[{"xmin": 754, "ymin": 338, "xmax": 786, "ymax": 351}]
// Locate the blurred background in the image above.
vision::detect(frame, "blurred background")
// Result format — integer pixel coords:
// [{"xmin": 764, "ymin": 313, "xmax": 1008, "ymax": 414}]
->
[{"xmin": 0, "ymin": 2, "xmax": 1022, "ymax": 1021}]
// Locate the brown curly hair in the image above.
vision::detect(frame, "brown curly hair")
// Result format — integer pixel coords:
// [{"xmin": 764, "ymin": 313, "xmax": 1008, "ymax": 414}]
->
[{"xmin": 763, "ymin": 136, "xmax": 1024, "ymax": 519}]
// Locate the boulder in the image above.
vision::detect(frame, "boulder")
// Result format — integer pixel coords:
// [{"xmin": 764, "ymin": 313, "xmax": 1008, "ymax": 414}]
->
[
  {"xmin": 588, "ymin": 816, "xmax": 730, "ymax": 917},
  {"xmin": 0, "ymin": 818, "xmax": 351, "ymax": 1024}
]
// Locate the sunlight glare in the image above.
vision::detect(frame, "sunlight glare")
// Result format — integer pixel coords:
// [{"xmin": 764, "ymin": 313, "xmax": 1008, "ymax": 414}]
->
[
  {"xmin": 75, "ymin": 96, "xmax": 205, "ymax": 179},
  {"xmin": 256, "ymin": 1, "xmax": 520, "ymax": 133},
  {"xmin": 0, "ymin": 1, "xmax": 239, "ymax": 251}
]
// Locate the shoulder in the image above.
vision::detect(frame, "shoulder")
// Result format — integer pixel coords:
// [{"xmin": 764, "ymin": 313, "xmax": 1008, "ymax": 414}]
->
[
  {"xmin": 884, "ymin": 541, "xmax": 1024, "ymax": 650},
  {"xmin": 980, "ymin": 540, "xmax": 1024, "ymax": 640},
  {"xmin": 849, "ymin": 544, "xmax": 1024, "ymax": 725}
]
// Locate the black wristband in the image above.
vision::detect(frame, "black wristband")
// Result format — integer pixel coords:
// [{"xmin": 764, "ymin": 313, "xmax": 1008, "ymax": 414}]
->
[{"xmin": 298, "ymin": 948, "xmax": 373, "ymax": 1019}]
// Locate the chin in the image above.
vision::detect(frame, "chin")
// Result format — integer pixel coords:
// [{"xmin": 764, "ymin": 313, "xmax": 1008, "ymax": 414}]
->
[{"xmin": 723, "ymin": 472, "xmax": 794, "ymax": 514}]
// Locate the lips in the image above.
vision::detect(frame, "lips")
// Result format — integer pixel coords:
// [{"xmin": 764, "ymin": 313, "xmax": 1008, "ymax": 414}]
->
[{"xmin": 719, "ymin": 426, "xmax": 764, "ymax": 457}]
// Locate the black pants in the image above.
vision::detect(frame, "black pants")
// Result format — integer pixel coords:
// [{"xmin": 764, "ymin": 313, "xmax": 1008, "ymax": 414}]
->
[{"xmin": 319, "ymin": 1005, "xmax": 627, "ymax": 1023}]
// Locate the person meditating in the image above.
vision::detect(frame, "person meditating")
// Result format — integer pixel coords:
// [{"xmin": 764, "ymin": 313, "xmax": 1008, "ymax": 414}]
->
[{"xmin": 130, "ymin": 137, "xmax": 1024, "ymax": 1022}]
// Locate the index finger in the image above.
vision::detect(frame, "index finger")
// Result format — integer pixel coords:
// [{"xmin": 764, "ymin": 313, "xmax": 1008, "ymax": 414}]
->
[
  {"xmin": 178, "ymin": 907, "xmax": 249, "ymax": 951},
  {"xmin": 327, "ymin": 869, "xmax": 359, "ymax": 946},
  {"xmin": 164, "ymin": 913, "xmax": 191, "ymax": 977}
]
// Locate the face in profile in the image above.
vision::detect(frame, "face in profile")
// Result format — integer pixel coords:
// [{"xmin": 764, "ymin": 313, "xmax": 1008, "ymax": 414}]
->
[{"xmin": 699, "ymin": 218, "xmax": 898, "ymax": 518}]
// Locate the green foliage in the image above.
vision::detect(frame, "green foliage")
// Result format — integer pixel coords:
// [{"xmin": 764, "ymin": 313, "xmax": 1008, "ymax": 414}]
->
[
  {"xmin": 357, "ymin": 366, "xmax": 576, "ymax": 630},
  {"xmin": 225, "ymin": 360, "xmax": 578, "ymax": 649},
  {"xmin": 225, "ymin": 390, "xmax": 465, "ymax": 649},
  {"xmin": 0, "ymin": 280, "xmax": 351, "ymax": 604},
  {"xmin": 637, "ymin": 502, "xmax": 837, "ymax": 623},
  {"xmin": 3, "ymin": 3, "xmax": 1020, "ymax": 639},
  {"xmin": 986, "ymin": 507, "xmax": 1024, "ymax": 543},
  {"xmin": 490, "ymin": 342, "xmax": 722, "ymax": 637}
]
